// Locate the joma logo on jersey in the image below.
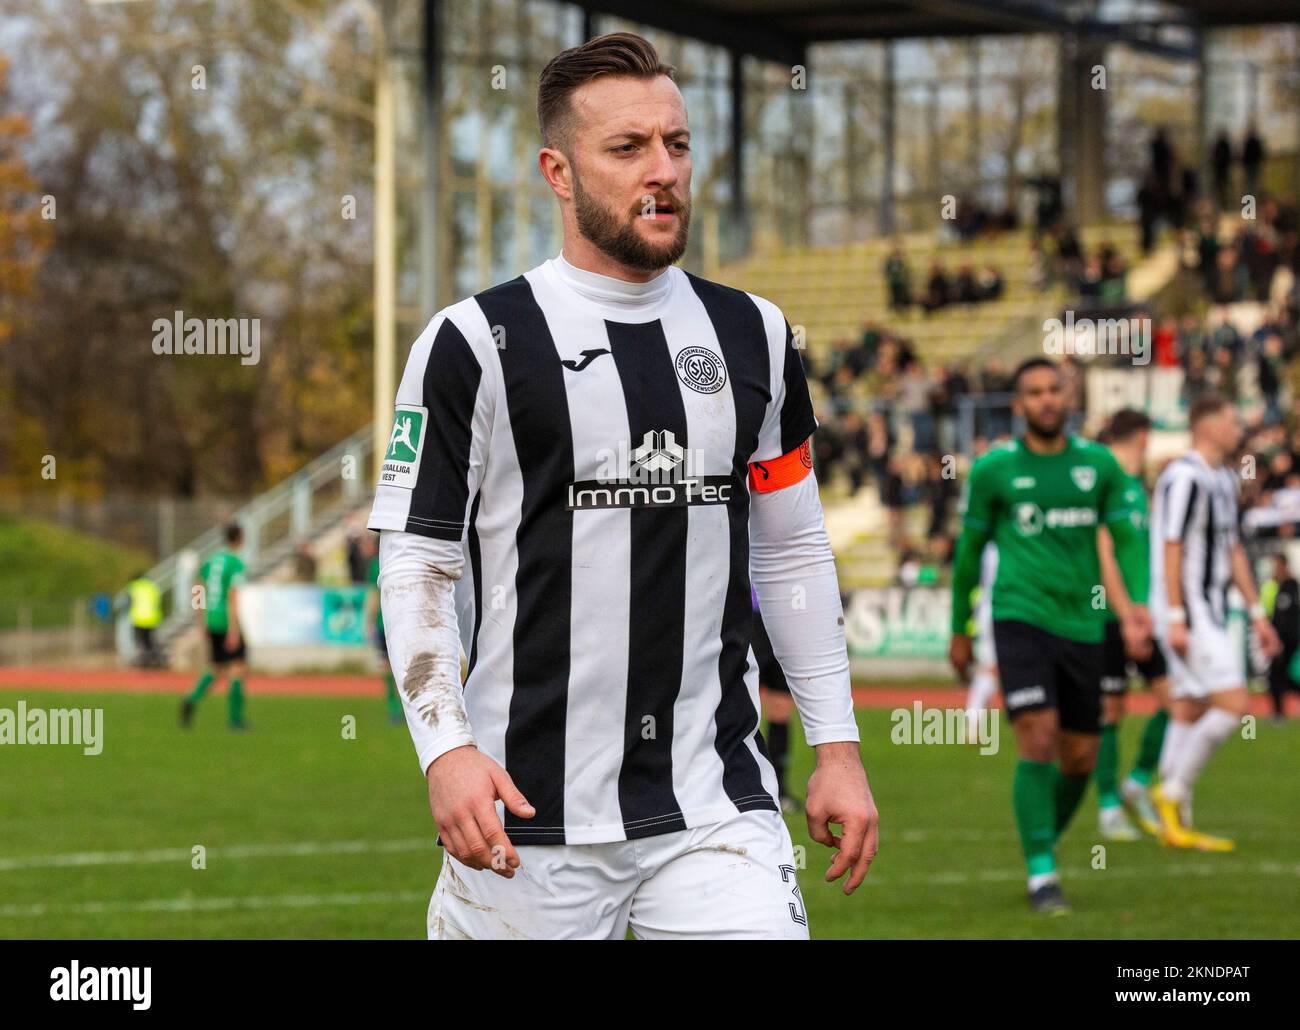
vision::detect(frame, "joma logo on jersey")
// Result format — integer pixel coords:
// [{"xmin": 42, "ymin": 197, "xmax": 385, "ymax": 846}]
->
[
  {"xmin": 379, "ymin": 405, "xmax": 427, "ymax": 490},
  {"xmin": 568, "ymin": 429, "xmax": 732, "ymax": 510}
]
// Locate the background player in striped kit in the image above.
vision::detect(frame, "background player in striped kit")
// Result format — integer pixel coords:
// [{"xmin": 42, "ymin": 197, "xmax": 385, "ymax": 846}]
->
[
  {"xmin": 369, "ymin": 33, "xmax": 877, "ymax": 939},
  {"xmin": 1148, "ymin": 393, "xmax": 1280, "ymax": 851},
  {"xmin": 1092, "ymin": 409, "xmax": 1170, "ymax": 841}
]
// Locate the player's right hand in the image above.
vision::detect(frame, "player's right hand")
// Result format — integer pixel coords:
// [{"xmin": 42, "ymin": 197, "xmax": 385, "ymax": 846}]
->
[
  {"xmin": 948, "ymin": 633, "xmax": 973, "ymax": 682},
  {"xmin": 427, "ymin": 745, "xmax": 535, "ymax": 878},
  {"xmin": 1167, "ymin": 619, "xmax": 1189, "ymax": 658}
]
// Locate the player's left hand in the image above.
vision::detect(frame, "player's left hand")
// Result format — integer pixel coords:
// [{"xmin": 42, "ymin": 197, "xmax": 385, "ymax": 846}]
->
[
  {"xmin": 1120, "ymin": 607, "xmax": 1152, "ymax": 662},
  {"xmin": 1253, "ymin": 616, "xmax": 1282, "ymax": 660},
  {"xmin": 225, "ymin": 628, "xmax": 241, "ymax": 651},
  {"xmin": 806, "ymin": 741, "xmax": 878, "ymax": 896}
]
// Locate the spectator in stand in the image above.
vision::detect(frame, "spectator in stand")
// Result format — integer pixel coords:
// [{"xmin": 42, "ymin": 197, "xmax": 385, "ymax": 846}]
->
[
  {"xmin": 1259, "ymin": 333, "xmax": 1287, "ymax": 420},
  {"xmin": 1265, "ymin": 552, "xmax": 1299, "ymax": 723},
  {"xmin": 1053, "ymin": 223, "xmax": 1083, "ymax": 291},
  {"xmin": 1243, "ymin": 126, "xmax": 1265, "ymax": 199},
  {"xmin": 924, "ymin": 452, "xmax": 958, "ymax": 541},
  {"xmin": 1181, "ymin": 347, "xmax": 1211, "ymax": 407},
  {"xmin": 977, "ymin": 263, "xmax": 1004, "ymax": 301},
  {"xmin": 955, "ymin": 262, "xmax": 979, "ymax": 306},
  {"xmin": 1212, "ymin": 345, "xmax": 1239, "ymax": 400},
  {"xmin": 928, "ymin": 364, "xmax": 965, "ymax": 455},
  {"xmin": 885, "ymin": 245, "xmax": 912, "ymax": 312},
  {"xmin": 922, "ymin": 260, "xmax": 952, "ymax": 315},
  {"xmin": 899, "ymin": 359, "xmax": 935, "ymax": 452},
  {"xmin": 1078, "ymin": 256, "xmax": 1104, "ymax": 303},
  {"xmin": 1210, "ymin": 246, "xmax": 1248, "ymax": 305},
  {"xmin": 1138, "ymin": 172, "xmax": 1162, "ymax": 253},
  {"xmin": 1151, "ymin": 127, "xmax": 1174, "ymax": 200},
  {"xmin": 1211, "ymin": 131, "xmax": 1232, "ymax": 209},
  {"xmin": 1027, "ymin": 238, "xmax": 1049, "ymax": 291},
  {"xmin": 1153, "ymin": 315, "xmax": 1180, "ymax": 368}
]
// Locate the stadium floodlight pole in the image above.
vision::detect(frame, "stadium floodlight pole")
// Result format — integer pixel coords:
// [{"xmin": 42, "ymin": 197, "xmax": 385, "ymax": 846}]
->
[{"xmin": 356, "ymin": 0, "xmax": 399, "ymax": 481}]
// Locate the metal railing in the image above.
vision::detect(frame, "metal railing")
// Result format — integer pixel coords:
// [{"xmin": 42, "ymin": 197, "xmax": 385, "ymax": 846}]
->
[{"xmin": 114, "ymin": 427, "xmax": 373, "ymax": 659}]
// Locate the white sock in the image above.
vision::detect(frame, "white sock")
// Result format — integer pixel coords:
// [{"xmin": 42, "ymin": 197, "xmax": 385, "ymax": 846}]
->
[
  {"xmin": 1158, "ymin": 719, "xmax": 1193, "ymax": 783},
  {"xmin": 965, "ymin": 668, "xmax": 998, "ymax": 713},
  {"xmin": 1164, "ymin": 708, "xmax": 1239, "ymax": 802},
  {"xmin": 1027, "ymin": 871, "xmax": 1059, "ymax": 892}
]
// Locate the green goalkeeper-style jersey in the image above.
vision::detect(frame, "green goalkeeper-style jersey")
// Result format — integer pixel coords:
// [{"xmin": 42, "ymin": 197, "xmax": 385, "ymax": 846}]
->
[
  {"xmin": 198, "ymin": 548, "xmax": 246, "ymax": 633},
  {"xmin": 950, "ymin": 436, "xmax": 1139, "ymax": 644},
  {"xmin": 1101, "ymin": 467, "xmax": 1151, "ymax": 623}
]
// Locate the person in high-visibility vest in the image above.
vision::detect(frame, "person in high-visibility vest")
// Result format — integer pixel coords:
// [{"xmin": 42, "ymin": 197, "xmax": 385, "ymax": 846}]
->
[{"xmin": 127, "ymin": 572, "xmax": 163, "ymax": 667}]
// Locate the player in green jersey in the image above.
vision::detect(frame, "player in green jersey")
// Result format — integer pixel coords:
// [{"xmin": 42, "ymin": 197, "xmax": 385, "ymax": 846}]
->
[
  {"xmin": 180, "ymin": 523, "xmax": 250, "ymax": 730},
  {"xmin": 362, "ymin": 534, "xmax": 403, "ymax": 724},
  {"xmin": 1092, "ymin": 409, "xmax": 1171, "ymax": 841},
  {"xmin": 949, "ymin": 358, "xmax": 1149, "ymax": 914}
]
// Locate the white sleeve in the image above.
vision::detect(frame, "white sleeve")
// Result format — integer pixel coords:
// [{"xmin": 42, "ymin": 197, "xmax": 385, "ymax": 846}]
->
[
  {"xmin": 749, "ymin": 470, "xmax": 859, "ymax": 746},
  {"xmin": 378, "ymin": 528, "xmax": 477, "ymax": 774}
]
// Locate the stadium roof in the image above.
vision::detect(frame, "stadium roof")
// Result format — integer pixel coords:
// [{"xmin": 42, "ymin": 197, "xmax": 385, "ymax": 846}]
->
[{"xmin": 580, "ymin": 0, "xmax": 1300, "ymax": 66}]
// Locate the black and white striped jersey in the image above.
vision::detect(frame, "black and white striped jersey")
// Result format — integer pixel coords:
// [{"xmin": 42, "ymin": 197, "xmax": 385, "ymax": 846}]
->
[
  {"xmin": 368, "ymin": 254, "xmax": 818, "ymax": 844},
  {"xmin": 1150, "ymin": 449, "xmax": 1240, "ymax": 630}
]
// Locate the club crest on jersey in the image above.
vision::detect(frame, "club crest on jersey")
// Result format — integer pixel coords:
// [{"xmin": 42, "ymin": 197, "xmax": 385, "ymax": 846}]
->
[
  {"xmin": 567, "ymin": 429, "xmax": 732, "ymax": 511},
  {"xmin": 1070, "ymin": 465, "xmax": 1097, "ymax": 492},
  {"xmin": 674, "ymin": 346, "xmax": 726, "ymax": 395},
  {"xmin": 379, "ymin": 404, "xmax": 426, "ymax": 490}
]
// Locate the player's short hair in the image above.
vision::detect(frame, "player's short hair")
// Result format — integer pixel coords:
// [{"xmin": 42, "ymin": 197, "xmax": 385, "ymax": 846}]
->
[
  {"xmin": 1103, "ymin": 408, "xmax": 1152, "ymax": 444},
  {"xmin": 1011, "ymin": 356, "xmax": 1059, "ymax": 393},
  {"xmin": 1188, "ymin": 392, "xmax": 1231, "ymax": 428},
  {"xmin": 537, "ymin": 32, "xmax": 676, "ymax": 152},
  {"xmin": 225, "ymin": 523, "xmax": 243, "ymax": 545}
]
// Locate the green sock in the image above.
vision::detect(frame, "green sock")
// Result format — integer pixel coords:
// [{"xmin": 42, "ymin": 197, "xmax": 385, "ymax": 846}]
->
[
  {"xmin": 1014, "ymin": 759, "xmax": 1058, "ymax": 878},
  {"xmin": 1054, "ymin": 768, "xmax": 1090, "ymax": 836},
  {"xmin": 384, "ymin": 672, "xmax": 401, "ymax": 719},
  {"xmin": 1096, "ymin": 723, "xmax": 1121, "ymax": 808},
  {"xmin": 188, "ymin": 670, "xmax": 215, "ymax": 703},
  {"xmin": 1130, "ymin": 709, "xmax": 1168, "ymax": 785},
  {"xmin": 228, "ymin": 678, "xmax": 245, "ymax": 726}
]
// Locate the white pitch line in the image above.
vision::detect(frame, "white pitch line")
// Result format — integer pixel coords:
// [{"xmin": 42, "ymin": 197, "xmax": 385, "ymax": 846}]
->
[
  {"xmin": 0, "ymin": 837, "xmax": 436, "ymax": 873},
  {"xmin": 0, "ymin": 890, "xmax": 429, "ymax": 920}
]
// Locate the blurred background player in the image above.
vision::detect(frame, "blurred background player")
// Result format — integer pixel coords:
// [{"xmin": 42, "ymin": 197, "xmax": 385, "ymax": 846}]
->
[
  {"xmin": 1148, "ymin": 394, "xmax": 1280, "ymax": 850},
  {"xmin": 752, "ymin": 587, "xmax": 799, "ymax": 813},
  {"xmin": 963, "ymin": 541, "xmax": 1000, "ymax": 741},
  {"xmin": 180, "ymin": 523, "xmax": 250, "ymax": 730},
  {"xmin": 949, "ymin": 358, "xmax": 1148, "ymax": 914},
  {"xmin": 1262, "ymin": 551, "xmax": 1299, "ymax": 724},
  {"xmin": 1093, "ymin": 409, "xmax": 1169, "ymax": 841},
  {"xmin": 126, "ymin": 569, "xmax": 164, "ymax": 668},
  {"xmin": 363, "ymin": 533, "xmax": 403, "ymax": 725}
]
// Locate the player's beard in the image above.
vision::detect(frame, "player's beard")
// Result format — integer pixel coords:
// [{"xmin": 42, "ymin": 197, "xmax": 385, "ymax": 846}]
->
[
  {"xmin": 1024, "ymin": 409, "xmax": 1065, "ymax": 440},
  {"xmin": 573, "ymin": 174, "xmax": 690, "ymax": 273}
]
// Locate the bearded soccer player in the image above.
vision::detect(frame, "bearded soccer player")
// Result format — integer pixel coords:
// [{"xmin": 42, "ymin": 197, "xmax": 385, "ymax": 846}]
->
[
  {"xmin": 949, "ymin": 358, "xmax": 1147, "ymax": 914},
  {"xmin": 1148, "ymin": 393, "xmax": 1280, "ymax": 851},
  {"xmin": 369, "ymin": 33, "xmax": 877, "ymax": 940},
  {"xmin": 1092, "ymin": 409, "xmax": 1171, "ymax": 841}
]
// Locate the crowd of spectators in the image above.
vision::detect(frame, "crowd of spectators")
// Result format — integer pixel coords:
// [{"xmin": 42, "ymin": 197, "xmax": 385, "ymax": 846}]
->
[{"xmin": 884, "ymin": 246, "xmax": 1005, "ymax": 315}]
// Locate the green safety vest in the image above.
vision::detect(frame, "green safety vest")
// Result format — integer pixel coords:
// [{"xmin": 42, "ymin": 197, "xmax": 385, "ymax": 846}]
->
[{"xmin": 128, "ymin": 578, "xmax": 163, "ymax": 628}]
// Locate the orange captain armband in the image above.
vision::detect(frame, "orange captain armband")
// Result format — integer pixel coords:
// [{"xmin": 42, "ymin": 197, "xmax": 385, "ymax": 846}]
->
[{"xmin": 748, "ymin": 438, "xmax": 814, "ymax": 493}]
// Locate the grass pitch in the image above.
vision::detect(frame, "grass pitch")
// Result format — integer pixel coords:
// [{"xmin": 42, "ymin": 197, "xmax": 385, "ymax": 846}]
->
[{"xmin": 1, "ymin": 686, "xmax": 1296, "ymax": 939}]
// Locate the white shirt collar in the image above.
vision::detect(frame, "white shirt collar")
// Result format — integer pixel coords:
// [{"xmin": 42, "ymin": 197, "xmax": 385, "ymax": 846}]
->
[{"xmin": 549, "ymin": 251, "xmax": 674, "ymax": 310}]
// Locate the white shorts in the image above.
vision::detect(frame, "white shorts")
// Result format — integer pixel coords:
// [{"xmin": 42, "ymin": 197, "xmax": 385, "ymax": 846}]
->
[
  {"xmin": 426, "ymin": 809, "xmax": 809, "ymax": 940},
  {"xmin": 1159, "ymin": 623, "xmax": 1244, "ymax": 699}
]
